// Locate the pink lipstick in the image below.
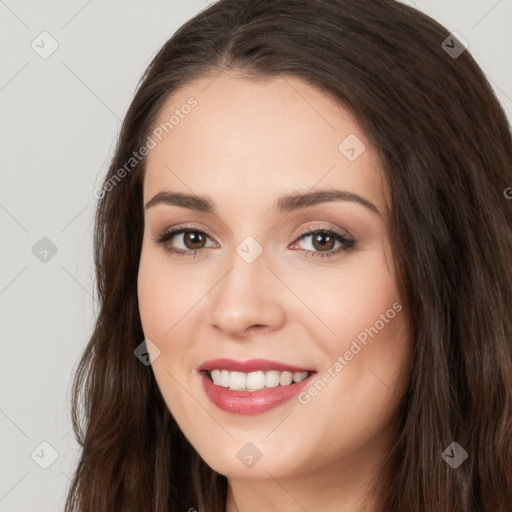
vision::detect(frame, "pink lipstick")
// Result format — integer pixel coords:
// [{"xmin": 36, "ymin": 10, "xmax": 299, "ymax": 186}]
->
[{"xmin": 197, "ymin": 358, "xmax": 316, "ymax": 415}]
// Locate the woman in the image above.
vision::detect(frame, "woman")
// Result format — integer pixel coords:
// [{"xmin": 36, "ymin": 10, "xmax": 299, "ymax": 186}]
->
[{"xmin": 65, "ymin": 0, "xmax": 512, "ymax": 510}]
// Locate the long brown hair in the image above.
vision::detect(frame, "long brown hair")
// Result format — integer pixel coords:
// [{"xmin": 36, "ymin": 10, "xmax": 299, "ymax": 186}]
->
[{"xmin": 65, "ymin": 0, "xmax": 512, "ymax": 510}]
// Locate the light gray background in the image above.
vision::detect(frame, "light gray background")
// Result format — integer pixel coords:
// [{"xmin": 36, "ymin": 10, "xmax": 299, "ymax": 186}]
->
[{"xmin": 1, "ymin": 1, "xmax": 511, "ymax": 510}]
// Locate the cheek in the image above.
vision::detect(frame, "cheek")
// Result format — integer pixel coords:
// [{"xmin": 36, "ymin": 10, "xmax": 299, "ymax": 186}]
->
[
  {"xmin": 137, "ymin": 248, "xmax": 185, "ymax": 383},
  {"xmin": 292, "ymin": 249, "xmax": 410, "ymax": 407},
  {"xmin": 137, "ymin": 263, "xmax": 169, "ymax": 340},
  {"xmin": 293, "ymin": 251, "xmax": 402, "ymax": 354},
  {"xmin": 137, "ymin": 250, "xmax": 195, "ymax": 414},
  {"xmin": 137, "ymin": 244, "xmax": 210, "ymax": 391},
  {"xmin": 137, "ymin": 246, "xmax": 199, "ymax": 339}
]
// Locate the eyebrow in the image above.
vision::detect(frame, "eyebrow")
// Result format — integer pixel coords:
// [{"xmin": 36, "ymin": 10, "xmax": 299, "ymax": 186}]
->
[{"xmin": 144, "ymin": 188, "xmax": 381, "ymax": 216}]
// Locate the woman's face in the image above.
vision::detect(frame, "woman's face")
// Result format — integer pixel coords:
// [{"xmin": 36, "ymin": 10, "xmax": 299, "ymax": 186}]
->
[{"xmin": 137, "ymin": 73, "xmax": 412, "ymax": 484}]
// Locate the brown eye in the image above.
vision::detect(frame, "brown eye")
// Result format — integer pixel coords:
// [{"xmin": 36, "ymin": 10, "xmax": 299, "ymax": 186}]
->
[
  {"xmin": 310, "ymin": 231, "xmax": 336, "ymax": 252},
  {"xmin": 291, "ymin": 227, "xmax": 355, "ymax": 259},
  {"xmin": 182, "ymin": 230, "xmax": 207, "ymax": 250},
  {"xmin": 154, "ymin": 227, "xmax": 217, "ymax": 257}
]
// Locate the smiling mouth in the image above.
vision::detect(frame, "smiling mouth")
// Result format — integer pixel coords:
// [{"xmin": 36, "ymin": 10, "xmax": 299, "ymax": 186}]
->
[{"xmin": 204, "ymin": 369, "xmax": 312, "ymax": 392}]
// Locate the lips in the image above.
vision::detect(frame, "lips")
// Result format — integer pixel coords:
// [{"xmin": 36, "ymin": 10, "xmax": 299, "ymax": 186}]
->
[
  {"xmin": 197, "ymin": 358, "xmax": 313, "ymax": 373},
  {"xmin": 197, "ymin": 358, "xmax": 316, "ymax": 415}
]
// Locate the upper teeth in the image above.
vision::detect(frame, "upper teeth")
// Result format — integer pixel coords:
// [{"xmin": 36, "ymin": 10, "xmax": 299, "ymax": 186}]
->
[{"xmin": 209, "ymin": 369, "xmax": 309, "ymax": 391}]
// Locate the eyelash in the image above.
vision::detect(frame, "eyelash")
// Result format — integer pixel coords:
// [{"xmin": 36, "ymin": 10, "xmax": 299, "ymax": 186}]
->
[{"xmin": 153, "ymin": 224, "xmax": 355, "ymax": 260}]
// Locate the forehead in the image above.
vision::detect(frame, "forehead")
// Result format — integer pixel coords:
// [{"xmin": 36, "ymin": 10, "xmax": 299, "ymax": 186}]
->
[{"xmin": 143, "ymin": 73, "xmax": 387, "ymax": 213}]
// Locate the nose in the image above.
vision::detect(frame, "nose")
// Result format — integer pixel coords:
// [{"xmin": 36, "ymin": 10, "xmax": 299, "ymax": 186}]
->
[{"xmin": 209, "ymin": 248, "xmax": 286, "ymax": 339}]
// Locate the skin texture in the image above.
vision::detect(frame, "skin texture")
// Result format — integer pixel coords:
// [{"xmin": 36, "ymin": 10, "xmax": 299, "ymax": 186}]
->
[{"xmin": 137, "ymin": 72, "xmax": 413, "ymax": 511}]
